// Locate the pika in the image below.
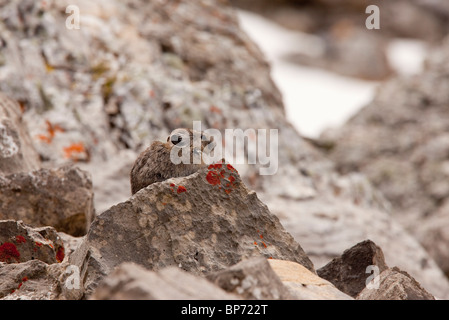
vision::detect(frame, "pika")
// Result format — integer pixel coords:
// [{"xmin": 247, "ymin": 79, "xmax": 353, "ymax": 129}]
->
[{"xmin": 130, "ymin": 128, "xmax": 213, "ymax": 194}]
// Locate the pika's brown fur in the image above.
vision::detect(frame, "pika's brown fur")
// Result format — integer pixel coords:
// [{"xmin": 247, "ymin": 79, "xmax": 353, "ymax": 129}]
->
[{"xmin": 130, "ymin": 128, "xmax": 212, "ymax": 194}]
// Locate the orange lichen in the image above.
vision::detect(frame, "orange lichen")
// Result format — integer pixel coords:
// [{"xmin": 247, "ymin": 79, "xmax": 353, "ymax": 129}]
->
[
  {"xmin": 63, "ymin": 142, "xmax": 86, "ymax": 160},
  {"xmin": 36, "ymin": 120, "xmax": 64, "ymax": 144},
  {"xmin": 209, "ymin": 105, "xmax": 222, "ymax": 114}
]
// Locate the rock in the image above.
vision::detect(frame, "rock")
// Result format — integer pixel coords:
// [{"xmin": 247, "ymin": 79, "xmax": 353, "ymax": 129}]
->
[
  {"xmin": 90, "ymin": 262, "xmax": 239, "ymax": 300},
  {"xmin": 207, "ymin": 257, "xmax": 293, "ymax": 300},
  {"xmin": 70, "ymin": 164, "xmax": 314, "ymax": 298},
  {"xmin": 0, "ymin": 260, "xmax": 60, "ymax": 300},
  {"xmin": 267, "ymin": 259, "xmax": 353, "ymax": 300},
  {"xmin": 0, "ymin": 165, "xmax": 95, "ymax": 236},
  {"xmin": 0, "ymin": 92, "xmax": 40, "ymax": 176},
  {"xmin": 0, "ymin": 220, "xmax": 65, "ymax": 265},
  {"xmin": 317, "ymin": 240, "xmax": 389, "ymax": 297},
  {"xmin": 356, "ymin": 267, "xmax": 435, "ymax": 300}
]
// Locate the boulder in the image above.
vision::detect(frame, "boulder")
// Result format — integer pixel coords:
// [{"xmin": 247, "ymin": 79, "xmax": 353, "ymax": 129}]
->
[
  {"xmin": 0, "ymin": 92, "xmax": 40, "ymax": 176},
  {"xmin": 70, "ymin": 164, "xmax": 314, "ymax": 298},
  {"xmin": 207, "ymin": 257, "xmax": 293, "ymax": 300},
  {"xmin": 356, "ymin": 267, "xmax": 435, "ymax": 300},
  {"xmin": 0, "ymin": 260, "xmax": 63, "ymax": 300},
  {"xmin": 317, "ymin": 240, "xmax": 389, "ymax": 298},
  {"xmin": 90, "ymin": 262, "xmax": 239, "ymax": 300},
  {"xmin": 267, "ymin": 259, "xmax": 353, "ymax": 300},
  {"xmin": 0, "ymin": 220, "xmax": 65, "ymax": 265},
  {"xmin": 0, "ymin": 165, "xmax": 95, "ymax": 236}
]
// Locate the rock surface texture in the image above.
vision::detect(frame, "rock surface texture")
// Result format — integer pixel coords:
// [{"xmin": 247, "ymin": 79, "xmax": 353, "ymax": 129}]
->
[
  {"xmin": 322, "ymin": 39, "xmax": 449, "ymax": 279},
  {"xmin": 70, "ymin": 164, "xmax": 314, "ymax": 298}
]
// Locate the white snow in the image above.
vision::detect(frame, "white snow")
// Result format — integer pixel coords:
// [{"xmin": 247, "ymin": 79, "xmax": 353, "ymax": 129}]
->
[{"xmin": 236, "ymin": 10, "xmax": 428, "ymax": 138}]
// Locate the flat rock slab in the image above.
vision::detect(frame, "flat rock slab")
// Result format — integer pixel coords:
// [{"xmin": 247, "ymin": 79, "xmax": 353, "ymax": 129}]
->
[
  {"xmin": 268, "ymin": 259, "xmax": 353, "ymax": 300},
  {"xmin": 71, "ymin": 164, "xmax": 314, "ymax": 297}
]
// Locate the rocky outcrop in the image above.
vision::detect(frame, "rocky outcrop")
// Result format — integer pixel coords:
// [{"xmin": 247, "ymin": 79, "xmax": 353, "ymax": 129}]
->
[
  {"xmin": 321, "ymin": 39, "xmax": 449, "ymax": 278},
  {"xmin": 70, "ymin": 164, "xmax": 314, "ymax": 298},
  {"xmin": 0, "ymin": 165, "xmax": 95, "ymax": 236}
]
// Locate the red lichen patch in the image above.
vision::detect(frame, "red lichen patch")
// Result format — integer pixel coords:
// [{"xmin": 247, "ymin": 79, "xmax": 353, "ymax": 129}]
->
[
  {"xmin": 208, "ymin": 163, "xmax": 223, "ymax": 170},
  {"xmin": 22, "ymin": 276, "xmax": 28, "ymax": 282},
  {"xmin": 206, "ymin": 171, "xmax": 221, "ymax": 186},
  {"xmin": 262, "ymin": 242, "xmax": 267, "ymax": 248},
  {"xmin": 0, "ymin": 242, "xmax": 20, "ymax": 263},
  {"xmin": 63, "ymin": 142, "xmax": 86, "ymax": 161},
  {"xmin": 206, "ymin": 162, "xmax": 239, "ymax": 195},
  {"xmin": 15, "ymin": 235, "xmax": 26, "ymax": 244},
  {"xmin": 253, "ymin": 241, "xmax": 257, "ymax": 246},
  {"xmin": 56, "ymin": 247, "xmax": 65, "ymax": 263},
  {"xmin": 177, "ymin": 185, "xmax": 187, "ymax": 194},
  {"xmin": 227, "ymin": 164, "xmax": 236, "ymax": 172}
]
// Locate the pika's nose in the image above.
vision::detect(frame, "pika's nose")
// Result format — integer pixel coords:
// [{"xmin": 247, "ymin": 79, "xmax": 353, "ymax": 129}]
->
[{"xmin": 170, "ymin": 134, "xmax": 182, "ymax": 145}]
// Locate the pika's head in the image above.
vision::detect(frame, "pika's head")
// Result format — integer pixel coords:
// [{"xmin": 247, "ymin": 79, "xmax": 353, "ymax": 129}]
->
[{"xmin": 166, "ymin": 128, "xmax": 215, "ymax": 155}]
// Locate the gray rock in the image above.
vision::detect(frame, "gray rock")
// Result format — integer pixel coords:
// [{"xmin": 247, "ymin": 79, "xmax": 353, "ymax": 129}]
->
[
  {"xmin": 317, "ymin": 240, "xmax": 389, "ymax": 297},
  {"xmin": 70, "ymin": 164, "xmax": 314, "ymax": 298},
  {"xmin": 0, "ymin": 92, "xmax": 40, "ymax": 176},
  {"xmin": 0, "ymin": 165, "xmax": 95, "ymax": 236},
  {"xmin": 91, "ymin": 262, "xmax": 239, "ymax": 300},
  {"xmin": 207, "ymin": 257, "xmax": 293, "ymax": 300},
  {"xmin": 356, "ymin": 267, "xmax": 435, "ymax": 300}
]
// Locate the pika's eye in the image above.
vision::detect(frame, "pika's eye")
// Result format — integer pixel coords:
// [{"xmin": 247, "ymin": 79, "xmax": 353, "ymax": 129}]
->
[{"xmin": 170, "ymin": 134, "xmax": 182, "ymax": 145}]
